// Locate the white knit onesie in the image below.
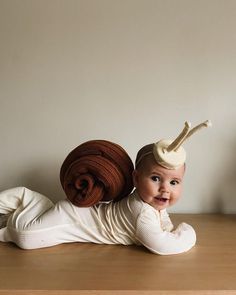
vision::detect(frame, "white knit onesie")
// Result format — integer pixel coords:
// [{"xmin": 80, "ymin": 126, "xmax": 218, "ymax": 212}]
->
[{"xmin": 0, "ymin": 187, "xmax": 196, "ymax": 254}]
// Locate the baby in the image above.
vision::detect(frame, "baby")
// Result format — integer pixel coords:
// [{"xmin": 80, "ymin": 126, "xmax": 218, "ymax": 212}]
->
[
  {"xmin": 0, "ymin": 120, "xmax": 210, "ymax": 254},
  {"xmin": 0, "ymin": 145, "xmax": 194, "ymax": 255}
]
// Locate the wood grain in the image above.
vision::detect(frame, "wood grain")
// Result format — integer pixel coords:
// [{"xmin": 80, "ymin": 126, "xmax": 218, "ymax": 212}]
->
[{"xmin": 0, "ymin": 214, "xmax": 236, "ymax": 294}]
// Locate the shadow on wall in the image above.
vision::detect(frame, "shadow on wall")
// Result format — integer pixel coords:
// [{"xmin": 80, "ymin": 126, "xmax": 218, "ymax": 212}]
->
[
  {"xmin": 23, "ymin": 162, "xmax": 65, "ymax": 203},
  {"xmin": 214, "ymin": 143, "xmax": 236, "ymax": 214},
  {"xmin": 217, "ymin": 174, "xmax": 236, "ymax": 214},
  {"xmin": 1, "ymin": 160, "xmax": 65, "ymax": 203}
]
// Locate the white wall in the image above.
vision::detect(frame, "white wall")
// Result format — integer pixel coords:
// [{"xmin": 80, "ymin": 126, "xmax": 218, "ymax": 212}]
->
[{"xmin": 1, "ymin": 0, "xmax": 236, "ymax": 213}]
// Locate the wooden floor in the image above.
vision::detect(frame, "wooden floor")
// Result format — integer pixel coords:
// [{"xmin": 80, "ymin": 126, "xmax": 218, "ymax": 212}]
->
[{"xmin": 0, "ymin": 214, "xmax": 236, "ymax": 295}]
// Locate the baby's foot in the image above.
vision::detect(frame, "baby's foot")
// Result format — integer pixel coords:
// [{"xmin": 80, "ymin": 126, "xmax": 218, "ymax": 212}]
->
[{"xmin": 0, "ymin": 214, "xmax": 10, "ymax": 229}]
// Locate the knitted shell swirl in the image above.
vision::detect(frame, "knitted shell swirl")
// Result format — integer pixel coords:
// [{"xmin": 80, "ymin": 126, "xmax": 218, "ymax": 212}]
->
[{"xmin": 60, "ymin": 140, "xmax": 134, "ymax": 207}]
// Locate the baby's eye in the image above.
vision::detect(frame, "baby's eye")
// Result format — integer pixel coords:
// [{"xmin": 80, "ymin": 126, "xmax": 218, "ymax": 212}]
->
[
  {"xmin": 170, "ymin": 180, "xmax": 179, "ymax": 186},
  {"xmin": 151, "ymin": 176, "xmax": 160, "ymax": 182}
]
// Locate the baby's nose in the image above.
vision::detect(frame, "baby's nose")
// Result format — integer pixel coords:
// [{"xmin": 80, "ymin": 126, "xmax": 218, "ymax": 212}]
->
[{"xmin": 159, "ymin": 182, "xmax": 170, "ymax": 193}]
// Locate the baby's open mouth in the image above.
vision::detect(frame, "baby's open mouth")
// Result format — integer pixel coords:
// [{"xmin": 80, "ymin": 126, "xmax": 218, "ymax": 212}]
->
[{"xmin": 155, "ymin": 197, "xmax": 169, "ymax": 203}]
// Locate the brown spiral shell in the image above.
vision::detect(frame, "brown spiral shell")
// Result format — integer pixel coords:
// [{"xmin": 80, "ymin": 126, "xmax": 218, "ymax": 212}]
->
[{"xmin": 60, "ymin": 140, "xmax": 134, "ymax": 207}]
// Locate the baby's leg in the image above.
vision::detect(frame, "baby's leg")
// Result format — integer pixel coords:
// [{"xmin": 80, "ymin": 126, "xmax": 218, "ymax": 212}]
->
[
  {"xmin": 0, "ymin": 189, "xmax": 98, "ymax": 249},
  {"xmin": 0, "ymin": 187, "xmax": 57, "ymax": 248},
  {"xmin": 0, "ymin": 187, "xmax": 54, "ymax": 228}
]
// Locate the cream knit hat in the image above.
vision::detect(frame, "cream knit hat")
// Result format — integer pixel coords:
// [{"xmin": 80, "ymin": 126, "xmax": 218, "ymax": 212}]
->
[{"xmin": 136, "ymin": 120, "xmax": 212, "ymax": 169}]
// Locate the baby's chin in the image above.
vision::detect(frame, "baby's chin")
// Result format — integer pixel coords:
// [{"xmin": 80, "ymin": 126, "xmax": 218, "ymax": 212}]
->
[
  {"xmin": 151, "ymin": 196, "xmax": 180, "ymax": 211},
  {"xmin": 151, "ymin": 202, "xmax": 169, "ymax": 211},
  {"xmin": 144, "ymin": 198, "xmax": 170, "ymax": 211}
]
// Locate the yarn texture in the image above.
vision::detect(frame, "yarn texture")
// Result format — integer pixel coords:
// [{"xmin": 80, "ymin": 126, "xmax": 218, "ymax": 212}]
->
[{"xmin": 60, "ymin": 140, "xmax": 134, "ymax": 207}]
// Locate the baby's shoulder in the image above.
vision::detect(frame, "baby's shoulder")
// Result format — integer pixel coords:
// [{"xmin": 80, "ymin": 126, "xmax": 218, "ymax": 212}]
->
[{"xmin": 126, "ymin": 191, "xmax": 157, "ymax": 218}]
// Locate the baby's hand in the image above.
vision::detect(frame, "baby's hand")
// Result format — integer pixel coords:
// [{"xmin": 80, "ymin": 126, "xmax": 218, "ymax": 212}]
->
[{"xmin": 173, "ymin": 222, "xmax": 197, "ymax": 248}]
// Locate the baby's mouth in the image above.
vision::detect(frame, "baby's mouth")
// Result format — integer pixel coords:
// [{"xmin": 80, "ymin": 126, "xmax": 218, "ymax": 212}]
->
[{"xmin": 155, "ymin": 197, "xmax": 169, "ymax": 203}]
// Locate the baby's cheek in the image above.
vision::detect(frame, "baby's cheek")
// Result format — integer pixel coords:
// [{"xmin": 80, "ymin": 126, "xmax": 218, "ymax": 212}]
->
[{"xmin": 170, "ymin": 194, "xmax": 181, "ymax": 205}]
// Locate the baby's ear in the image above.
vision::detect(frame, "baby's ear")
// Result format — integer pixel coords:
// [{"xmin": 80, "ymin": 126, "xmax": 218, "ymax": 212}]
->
[{"xmin": 132, "ymin": 170, "xmax": 138, "ymax": 187}]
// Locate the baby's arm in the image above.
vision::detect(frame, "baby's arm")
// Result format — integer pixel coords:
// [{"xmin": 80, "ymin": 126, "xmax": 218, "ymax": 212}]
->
[
  {"xmin": 136, "ymin": 212, "xmax": 196, "ymax": 255},
  {"xmin": 160, "ymin": 209, "xmax": 174, "ymax": 232}
]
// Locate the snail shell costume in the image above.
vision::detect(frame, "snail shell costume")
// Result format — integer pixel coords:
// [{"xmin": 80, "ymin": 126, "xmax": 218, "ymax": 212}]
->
[
  {"xmin": 60, "ymin": 140, "xmax": 134, "ymax": 207},
  {"xmin": 0, "ymin": 121, "xmax": 211, "ymax": 254}
]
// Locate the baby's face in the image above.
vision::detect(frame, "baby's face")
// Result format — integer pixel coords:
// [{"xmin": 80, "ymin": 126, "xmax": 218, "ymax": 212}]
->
[{"xmin": 133, "ymin": 155, "xmax": 185, "ymax": 211}]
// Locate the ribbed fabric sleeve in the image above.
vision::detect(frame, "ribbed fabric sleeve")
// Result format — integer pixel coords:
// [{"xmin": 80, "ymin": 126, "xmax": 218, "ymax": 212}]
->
[{"xmin": 135, "ymin": 207, "xmax": 196, "ymax": 255}]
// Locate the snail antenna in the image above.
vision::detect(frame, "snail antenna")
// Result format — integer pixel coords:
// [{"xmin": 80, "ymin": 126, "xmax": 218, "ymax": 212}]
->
[{"xmin": 166, "ymin": 121, "xmax": 191, "ymax": 152}]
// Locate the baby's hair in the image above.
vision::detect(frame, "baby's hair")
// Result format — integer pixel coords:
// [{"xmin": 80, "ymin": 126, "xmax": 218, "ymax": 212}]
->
[{"xmin": 135, "ymin": 144, "xmax": 154, "ymax": 169}]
